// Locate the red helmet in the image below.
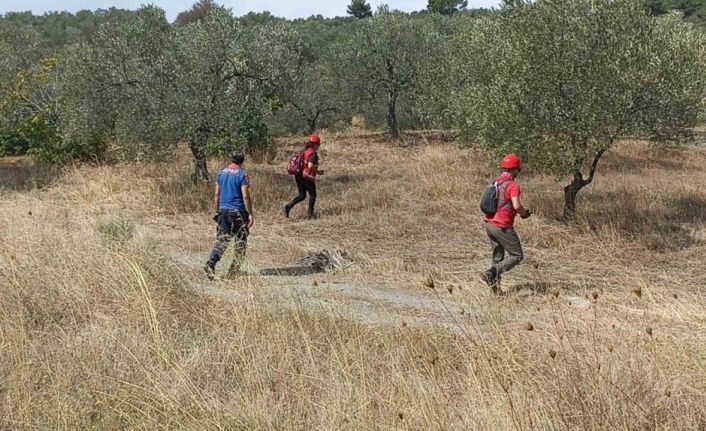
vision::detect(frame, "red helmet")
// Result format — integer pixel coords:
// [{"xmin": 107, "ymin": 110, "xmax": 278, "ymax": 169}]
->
[
  {"xmin": 500, "ymin": 154, "xmax": 521, "ymax": 169},
  {"xmin": 309, "ymin": 135, "xmax": 321, "ymax": 144}
]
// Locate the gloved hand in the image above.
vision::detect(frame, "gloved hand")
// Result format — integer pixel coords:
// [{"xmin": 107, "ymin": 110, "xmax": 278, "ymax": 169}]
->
[{"xmin": 212, "ymin": 212, "xmax": 219, "ymax": 222}]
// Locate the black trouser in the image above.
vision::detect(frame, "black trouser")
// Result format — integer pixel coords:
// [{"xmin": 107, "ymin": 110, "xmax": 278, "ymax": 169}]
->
[
  {"xmin": 286, "ymin": 175, "xmax": 316, "ymax": 216},
  {"xmin": 208, "ymin": 210, "xmax": 248, "ymax": 271}
]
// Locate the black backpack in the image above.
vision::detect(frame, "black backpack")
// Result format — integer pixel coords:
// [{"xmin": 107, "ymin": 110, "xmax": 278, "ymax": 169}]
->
[{"xmin": 480, "ymin": 179, "xmax": 511, "ymax": 217}]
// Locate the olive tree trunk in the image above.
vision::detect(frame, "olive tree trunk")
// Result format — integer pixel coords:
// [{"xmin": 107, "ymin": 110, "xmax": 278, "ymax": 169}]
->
[
  {"xmin": 188, "ymin": 139, "xmax": 210, "ymax": 183},
  {"xmin": 385, "ymin": 59, "xmax": 400, "ymax": 140},
  {"xmin": 387, "ymin": 90, "xmax": 400, "ymax": 140},
  {"xmin": 562, "ymin": 149, "xmax": 607, "ymax": 221}
]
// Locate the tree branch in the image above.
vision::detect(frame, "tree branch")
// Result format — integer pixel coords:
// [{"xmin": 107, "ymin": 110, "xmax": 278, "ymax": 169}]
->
[{"xmin": 583, "ymin": 147, "xmax": 607, "ymax": 186}]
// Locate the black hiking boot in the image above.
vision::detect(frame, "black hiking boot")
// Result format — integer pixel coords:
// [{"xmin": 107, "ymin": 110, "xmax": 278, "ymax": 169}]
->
[
  {"xmin": 204, "ymin": 262, "xmax": 216, "ymax": 280},
  {"xmin": 282, "ymin": 205, "xmax": 290, "ymax": 218},
  {"xmin": 480, "ymin": 269, "xmax": 500, "ymax": 294},
  {"xmin": 307, "ymin": 212, "xmax": 317, "ymax": 220}
]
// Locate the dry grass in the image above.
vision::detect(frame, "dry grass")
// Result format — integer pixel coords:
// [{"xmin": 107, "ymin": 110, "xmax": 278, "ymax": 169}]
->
[{"xmin": 1, "ymin": 133, "xmax": 705, "ymax": 430}]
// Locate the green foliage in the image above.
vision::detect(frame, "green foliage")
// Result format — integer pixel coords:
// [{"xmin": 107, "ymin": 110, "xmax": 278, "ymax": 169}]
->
[
  {"xmin": 337, "ymin": 13, "xmax": 442, "ymax": 137},
  {"xmin": 0, "ymin": 8, "xmax": 145, "ymax": 162},
  {"xmin": 409, "ymin": 15, "xmax": 463, "ymax": 129},
  {"xmin": 648, "ymin": 0, "xmax": 706, "ymax": 18},
  {"xmin": 205, "ymin": 97, "xmax": 273, "ymax": 158},
  {"xmin": 427, "ymin": 0, "xmax": 469, "ymax": 15},
  {"xmin": 0, "ymin": 57, "xmax": 81, "ymax": 161},
  {"xmin": 96, "ymin": 218, "xmax": 134, "ymax": 248},
  {"xmin": 14, "ymin": 115, "xmax": 61, "ymax": 162},
  {"xmin": 243, "ymin": 20, "xmax": 351, "ymax": 134},
  {"xmin": 171, "ymin": 6, "xmax": 254, "ymax": 179},
  {"xmin": 1, "ymin": 8, "xmax": 135, "ymax": 45},
  {"xmin": 0, "ymin": 9, "xmax": 135, "ymax": 83},
  {"xmin": 453, "ymin": 0, "xmax": 706, "ymax": 218},
  {"xmin": 2, "ymin": 1, "xmax": 705, "ymax": 198},
  {"xmin": 0, "ymin": 115, "xmax": 33, "ymax": 157},
  {"xmin": 645, "ymin": 0, "xmax": 670, "ymax": 14},
  {"xmin": 0, "ymin": 21, "xmax": 41, "ymax": 86},
  {"xmin": 239, "ymin": 99, "xmax": 276, "ymax": 163},
  {"xmin": 0, "ymin": 126, "xmax": 28, "ymax": 156},
  {"xmin": 238, "ymin": 11, "xmax": 282, "ymax": 27},
  {"xmin": 59, "ymin": 6, "xmax": 176, "ymax": 163},
  {"xmin": 347, "ymin": 0, "xmax": 374, "ymax": 18}
]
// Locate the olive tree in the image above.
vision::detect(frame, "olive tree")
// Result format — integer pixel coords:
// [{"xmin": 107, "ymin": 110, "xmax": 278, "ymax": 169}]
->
[
  {"xmin": 0, "ymin": 57, "xmax": 62, "ymax": 158},
  {"xmin": 427, "ymin": 0, "xmax": 468, "ymax": 15},
  {"xmin": 269, "ymin": 57, "xmax": 345, "ymax": 134},
  {"xmin": 0, "ymin": 21, "xmax": 42, "ymax": 88},
  {"xmin": 454, "ymin": 0, "xmax": 706, "ymax": 220},
  {"xmin": 338, "ymin": 12, "xmax": 439, "ymax": 138},
  {"xmin": 243, "ymin": 21, "xmax": 348, "ymax": 134},
  {"xmin": 407, "ymin": 14, "xmax": 462, "ymax": 129},
  {"xmin": 61, "ymin": 5, "xmax": 269, "ymax": 180},
  {"xmin": 0, "ymin": 21, "xmax": 46, "ymax": 156},
  {"xmin": 60, "ymin": 6, "xmax": 176, "ymax": 161},
  {"xmin": 171, "ymin": 6, "xmax": 249, "ymax": 181}
]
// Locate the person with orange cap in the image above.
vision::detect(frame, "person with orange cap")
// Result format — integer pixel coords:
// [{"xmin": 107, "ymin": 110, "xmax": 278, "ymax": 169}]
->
[
  {"xmin": 283, "ymin": 135, "xmax": 325, "ymax": 220},
  {"xmin": 480, "ymin": 154, "xmax": 531, "ymax": 293}
]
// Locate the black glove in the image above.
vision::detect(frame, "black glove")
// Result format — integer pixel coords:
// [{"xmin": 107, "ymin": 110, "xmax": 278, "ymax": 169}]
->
[{"xmin": 212, "ymin": 212, "xmax": 220, "ymax": 222}]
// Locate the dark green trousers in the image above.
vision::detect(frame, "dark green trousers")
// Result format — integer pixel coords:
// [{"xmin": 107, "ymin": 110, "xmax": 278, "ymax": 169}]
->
[{"xmin": 485, "ymin": 223, "xmax": 524, "ymax": 275}]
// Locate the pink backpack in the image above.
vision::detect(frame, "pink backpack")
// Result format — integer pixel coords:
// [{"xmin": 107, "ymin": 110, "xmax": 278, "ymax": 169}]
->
[{"xmin": 287, "ymin": 151, "xmax": 305, "ymax": 175}]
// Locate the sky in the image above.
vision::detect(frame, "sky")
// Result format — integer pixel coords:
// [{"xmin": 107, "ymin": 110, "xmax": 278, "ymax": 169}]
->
[{"xmin": 0, "ymin": 0, "xmax": 499, "ymax": 21}]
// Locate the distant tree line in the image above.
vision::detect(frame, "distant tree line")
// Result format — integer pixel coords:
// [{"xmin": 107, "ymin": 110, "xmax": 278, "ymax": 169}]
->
[
  {"xmin": 645, "ymin": 0, "xmax": 706, "ymax": 19},
  {"xmin": 1, "ymin": 0, "xmax": 705, "ymax": 218}
]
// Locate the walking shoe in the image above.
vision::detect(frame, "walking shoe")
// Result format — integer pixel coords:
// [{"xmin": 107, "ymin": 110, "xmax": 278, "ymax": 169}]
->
[
  {"xmin": 204, "ymin": 262, "xmax": 216, "ymax": 280},
  {"xmin": 480, "ymin": 270, "xmax": 500, "ymax": 294},
  {"xmin": 282, "ymin": 205, "xmax": 290, "ymax": 218},
  {"xmin": 307, "ymin": 212, "xmax": 317, "ymax": 220}
]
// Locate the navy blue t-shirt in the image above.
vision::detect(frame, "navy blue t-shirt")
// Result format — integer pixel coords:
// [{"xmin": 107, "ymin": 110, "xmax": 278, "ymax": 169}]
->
[{"xmin": 217, "ymin": 164, "xmax": 250, "ymax": 211}]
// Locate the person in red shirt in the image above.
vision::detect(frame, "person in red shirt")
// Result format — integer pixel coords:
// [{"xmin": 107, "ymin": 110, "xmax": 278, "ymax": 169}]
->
[
  {"xmin": 283, "ymin": 135, "xmax": 325, "ymax": 220},
  {"xmin": 481, "ymin": 154, "xmax": 532, "ymax": 293}
]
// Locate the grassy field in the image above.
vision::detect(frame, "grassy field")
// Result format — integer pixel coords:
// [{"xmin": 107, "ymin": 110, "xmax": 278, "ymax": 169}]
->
[{"xmin": 1, "ymin": 132, "xmax": 705, "ymax": 430}]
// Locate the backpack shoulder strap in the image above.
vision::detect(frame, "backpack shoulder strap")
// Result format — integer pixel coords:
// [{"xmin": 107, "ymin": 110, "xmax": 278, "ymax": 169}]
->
[{"xmin": 497, "ymin": 178, "xmax": 515, "ymax": 209}]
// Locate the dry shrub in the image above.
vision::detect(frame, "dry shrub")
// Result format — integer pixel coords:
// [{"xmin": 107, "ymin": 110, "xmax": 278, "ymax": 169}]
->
[
  {"xmin": 349, "ymin": 115, "xmax": 365, "ymax": 133},
  {"xmin": 0, "ymin": 198, "xmax": 214, "ymax": 428}
]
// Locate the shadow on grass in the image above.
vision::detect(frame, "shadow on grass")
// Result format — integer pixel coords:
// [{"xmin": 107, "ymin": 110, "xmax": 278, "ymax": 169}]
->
[
  {"xmin": 580, "ymin": 191, "xmax": 706, "ymax": 252},
  {"xmin": 0, "ymin": 158, "xmax": 59, "ymax": 191},
  {"xmin": 155, "ymin": 172, "xmax": 212, "ymax": 214},
  {"xmin": 601, "ymin": 152, "xmax": 685, "ymax": 174},
  {"xmin": 506, "ymin": 281, "xmax": 553, "ymax": 295},
  {"xmin": 260, "ymin": 250, "xmax": 350, "ymax": 277},
  {"xmin": 501, "ymin": 281, "xmax": 576, "ymax": 296},
  {"xmin": 259, "ymin": 266, "xmax": 325, "ymax": 277}
]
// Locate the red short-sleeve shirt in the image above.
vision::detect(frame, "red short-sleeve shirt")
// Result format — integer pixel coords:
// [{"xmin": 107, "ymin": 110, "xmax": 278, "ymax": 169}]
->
[
  {"xmin": 484, "ymin": 172, "xmax": 521, "ymax": 228},
  {"xmin": 302, "ymin": 148, "xmax": 319, "ymax": 181}
]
